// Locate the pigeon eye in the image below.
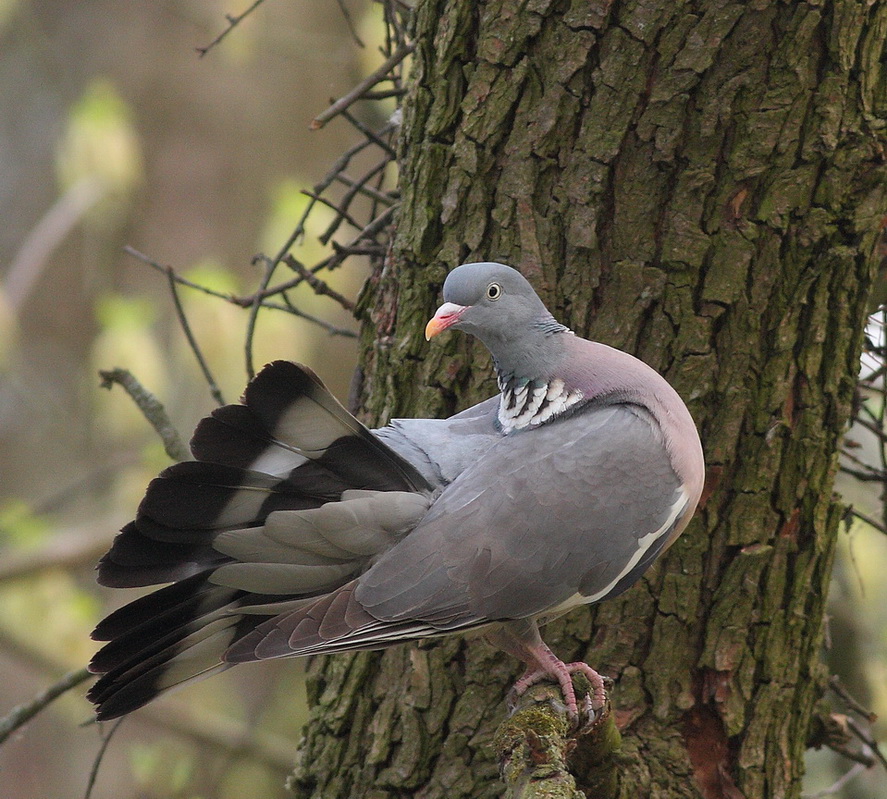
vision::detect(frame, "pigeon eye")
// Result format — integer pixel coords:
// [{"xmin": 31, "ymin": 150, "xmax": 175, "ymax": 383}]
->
[{"xmin": 486, "ymin": 282, "xmax": 502, "ymax": 301}]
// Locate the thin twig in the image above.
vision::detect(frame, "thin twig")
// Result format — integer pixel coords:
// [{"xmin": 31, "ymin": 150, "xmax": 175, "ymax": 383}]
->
[
  {"xmin": 846, "ymin": 716, "xmax": 887, "ymax": 771},
  {"xmin": 263, "ymin": 127, "xmax": 390, "ymax": 271},
  {"xmin": 335, "ymin": 0, "xmax": 365, "ymax": 47},
  {"xmin": 282, "ymin": 255, "xmax": 356, "ymax": 311},
  {"xmin": 99, "ymin": 369, "xmax": 191, "ymax": 462},
  {"xmin": 362, "ymin": 88, "xmax": 408, "ymax": 100},
  {"xmin": 847, "ymin": 508, "xmax": 887, "ymax": 535},
  {"xmin": 340, "ymin": 108, "xmax": 397, "ymax": 158},
  {"xmin": 829, "ymin": 676, "xmax": 879, "ymax": 723},
  {"xmin": 280, "ymin": 296, "xmax": 357, "ymax": 337},
  {"xmin": 166, "ymin": 267, "xmax": 225, "ymax": 406},
  {"xmin": 124, "ymin": 247, "xmax": 352, "ymax": 336},
  {"xmin": 853, "ymin": 415, "xmax": 887, "ymax": 443},
  {"xmin": 0, "ymin": 667, "xmax": 92, "ymax": 745},
  {"xmin": 84, "ymin": 718, "xmax": 125, "ymax": 799},
  {"xmin": 839, "ymin": 465, "xmax": 887, "ymax": 483},
  {"xmin": 840, "ymin": 445, "xmax": 884, "ymax": 476},
  {"xmin": 334, "ymin": 172, "xmax": 397, "ymax": 205},
  {"xmin": 251, "ymin": 203, "xmax": 398, "ymax": 300},
  {"xmin": 197, "ymin": 0, "xmax": 266, "ymax": 57},
  {"xmin": 300, "ymin": 189, "xmax": 364, "ymax": 233},
  {"xmin": 0, "ymin": 629, "xmax": 296, "ymax": 771},
  {"xmin": 126, "ymin": 246, "xmax": 235, "ymax": 300},
  {"xmin": 801, "ymin": 762, "xmax": 867, "ymax": 798},
  {"xmin": 310, "ymin": 42, "xmax": 415, "ymax": 130},
  {"xmin": 319, "ymin": 158, "xmax": 391, "ymax": 244},
  {"xmin": 331, "ymin": 244, "xmax": 386, "ymax": 257},
  {"xmin": 245, "ymin": 255, "xmax": 278, "ymax": 379}
]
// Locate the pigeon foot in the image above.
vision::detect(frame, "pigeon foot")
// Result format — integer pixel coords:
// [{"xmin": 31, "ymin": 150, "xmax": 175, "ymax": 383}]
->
[{"xmin": 511, "ymin": 654, "xmax": 607, "ymax": 722}]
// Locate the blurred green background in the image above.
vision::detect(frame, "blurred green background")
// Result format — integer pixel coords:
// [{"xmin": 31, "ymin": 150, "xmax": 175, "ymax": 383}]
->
[
  {"xmin": 0, "ymin": 2, "xmax": 884, "ymax": 798},
  {"xmin": 0, "ymin": 1, "xmax": 383, "ymax": 796}
]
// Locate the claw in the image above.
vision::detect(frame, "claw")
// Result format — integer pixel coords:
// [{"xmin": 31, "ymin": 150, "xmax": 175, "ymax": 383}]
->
[
  {"xmin": 511, "ymin": 658, "xmax": 607, "ymax": 725},
  {"xmin": 484, "ymin": 621, "xmax": 609, "ymax": 728}
]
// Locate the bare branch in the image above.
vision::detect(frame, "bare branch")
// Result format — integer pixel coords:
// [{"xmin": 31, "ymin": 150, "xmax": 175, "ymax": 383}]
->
[
  {"xmin": 249, "ymin": 204, "xmax": 398, "ymax": 301},
  {"xmin": 361, "ymin": 88, "xmax": 408, "ymax": 100},
  {"xmin": 0, "ymin": 667, "xmax": 92, "ymax": 746},
  {"xmin": 125, "ymin": 246, "xmax": 235, "ymax": 300},
  {"xmin": 847, "ymin": 507, "xmax": 887, "ymax": 535},
  {"xmin": 84, "ymin": 718, "xmax": 125, "ymax": 799},
  {"xmin": 331, "ymin": 243, "xmax": 386, "ymax": 258},
  {"xmin": 854, "ymin": 415, "xmax": 887, "ymax": 443},
  {"xmin": 333, "ymin": 172, "xmax": 397, "ymax": 205},
  {"xmin": 838, "ymin": 465, "xmax": 887, "ymax": 483},
  {"xmin": 494, "ymin": 679, "xmax": 618, "ymax": 798},
  {"xmin": 319, "ymin": 159, "xmax": 390, "ymax": 244},
  {"xmin": 197, "ymin": 0, "xmax": 266, "ymax": 58},
  {"xmin": 99, "ymin": 368, "xmax": 191, "ymax": 462},
  {"xmin": 300, "ymin": 188, "xmax": 364, "ymax": 233},
  {"xmin": 245, "ymin": 254, "xmax": 279, "ymax": 379},
  {"xmin": 802, "ymin": 762, "xmax": 868, "ymax": 798},
  {"xmin": 282, "ymin": 255, "xmax": 356, "ymax": 311},
  {"xmin": 335, "ymin": 0, "xmax": 365, "ymax": 48},
  {"xmin": 828, "ymin": 676, "xmax": 878, "ymax": 723},
  {"xmin": 165, "ymin": 267, "xmax": 225, "ymax": 406},
  {"xmin": 310, "ymin": 42, "xmax": 415, "ymax": 130},
  {"xmin": 846, "ymin": 715, "xmax": 887, "ymax": 771},
  {"xmin": 124, "ymin": 246, "xmax": 354, "ymax": 341},
  {"xmin": 0, "ymin": 628, "xmax": 295, "ymax": 771},
  {"xmin": 340, "ymin": 107, "xmax": 397, "ymax": 158},
  {"xmin": 279, "ymin": 295, "xmax": 357, "ymax": 338}
]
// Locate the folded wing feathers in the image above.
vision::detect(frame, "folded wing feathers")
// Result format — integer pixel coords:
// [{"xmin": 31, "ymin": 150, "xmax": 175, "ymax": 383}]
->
[
  {"xmin": 90, "ymin": 360, "xmax": 438, "ymax": 718},
  {"xmin": 224, "ymin": 576, "xmax": 483, "ymax": 664},
  {"xmin": 222, "ymin": 361, "xmax": 432, "ymax": 493},
  {"xmin": 208, "ymin": 491, "xmax": 430, "ymax": 594}
]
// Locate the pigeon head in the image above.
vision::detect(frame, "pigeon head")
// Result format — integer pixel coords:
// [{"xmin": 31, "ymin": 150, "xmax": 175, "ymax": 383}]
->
[{"xmin": 426, "ymin": 262, "xmax": 570, "ymax": 380}]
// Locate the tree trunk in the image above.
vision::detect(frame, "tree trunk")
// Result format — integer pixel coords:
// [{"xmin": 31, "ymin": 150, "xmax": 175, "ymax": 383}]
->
[{"xmin": 290, "ymin": 2, "xmax": 887, "ymax": 797}]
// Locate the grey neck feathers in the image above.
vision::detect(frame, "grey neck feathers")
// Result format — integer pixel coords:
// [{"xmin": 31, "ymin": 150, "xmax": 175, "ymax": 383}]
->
[
  {"xmin": 493, "ymin": 320, "xmax": 582, "ymax": 434},
  {"xmin": 531, "ymin": 315, "xmax": 570, "ymax": 336}
]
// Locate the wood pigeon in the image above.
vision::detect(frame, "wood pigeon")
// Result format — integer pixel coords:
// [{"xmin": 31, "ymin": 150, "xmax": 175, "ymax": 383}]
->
[{"xmin": 88, "ymin": 262, "xmax": 704, "ymax": 721}]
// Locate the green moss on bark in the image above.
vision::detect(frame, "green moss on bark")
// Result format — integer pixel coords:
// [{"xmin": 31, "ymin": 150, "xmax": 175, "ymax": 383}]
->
[{"xmin": 290, "ymin": 2, "xmax": 887, "ymax": 797}]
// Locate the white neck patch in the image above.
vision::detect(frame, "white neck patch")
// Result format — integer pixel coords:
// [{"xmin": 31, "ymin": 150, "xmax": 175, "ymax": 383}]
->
[{"xmin": 497, "ymin": 376, "xmax": 584, "ymax": 434}]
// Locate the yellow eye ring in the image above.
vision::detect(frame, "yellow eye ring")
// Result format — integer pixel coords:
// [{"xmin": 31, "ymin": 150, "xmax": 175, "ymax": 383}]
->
[{"xmin": 486, "ymin": 282, "xmax": 502, "ymax": 301}]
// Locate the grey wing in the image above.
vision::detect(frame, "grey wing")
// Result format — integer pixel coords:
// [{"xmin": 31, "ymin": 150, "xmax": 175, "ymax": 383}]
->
[
  {"xmin": 357, "ymin": 403, "xmax": 689, "ymax": 627},
  {"xmin": 373, "ymin": 396, "xmax": 501, "ymax": 489}
]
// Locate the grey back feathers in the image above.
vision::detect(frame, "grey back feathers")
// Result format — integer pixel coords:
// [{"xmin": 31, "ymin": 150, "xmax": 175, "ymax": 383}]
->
[{"xmin": 88, "ymin": 262, "xmax": 704, "ymax": 720}]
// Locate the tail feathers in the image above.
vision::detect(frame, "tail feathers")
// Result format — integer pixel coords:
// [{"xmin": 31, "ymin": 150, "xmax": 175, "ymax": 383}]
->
[
  {"xmin": 137, "ymin": 462, "xmax": 338, "ymax": 531},
  {"xmin": 89, "ymin": 619, "xmax": 246, "ymax": 721},
  {"xmin": 191, "ymin": 361, "xmax": 431, "ymax": 493},
  {"xmin": 88, "ymin": 575, "xmax": 283, "ymax": 720},
  {"xmin": 90, "ymin": 360, "xmax": 437, "ymax": 718},
  {"xmin": 96, "ymin": 361, "xmax": 434, "ymax": 590},
  {"xmin": 97, "ymin": 461, "xmax": 351, "ymax": 589},
  {"xmin": 97, "ymin": 522, "xmax": 227, "ymax": 588},
  {"xmin": 90, "ymin": 575, "xmax": 238, "ymax": 664}
]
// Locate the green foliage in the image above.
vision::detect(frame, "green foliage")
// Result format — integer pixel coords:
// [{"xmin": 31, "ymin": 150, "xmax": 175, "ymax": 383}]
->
[
  {"xmin": 0, "ymin": 499, "xmax": 50, "ymax": 549},
  {"xmin": 259, "ymin": 179, "xmax": 334, "ymax": 264},
  {"xmin": 56, "ymin": 78, "xmax": 142, "ymax": 191},
  {"xmin": 129, "ymin": 742, "xmax": 200, "ymax": 798}
]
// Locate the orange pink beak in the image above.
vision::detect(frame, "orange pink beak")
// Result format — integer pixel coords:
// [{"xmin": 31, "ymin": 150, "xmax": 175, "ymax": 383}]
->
[{"xmin": 425, "ymin": 302, "xmax": 468, "ymax": 340}]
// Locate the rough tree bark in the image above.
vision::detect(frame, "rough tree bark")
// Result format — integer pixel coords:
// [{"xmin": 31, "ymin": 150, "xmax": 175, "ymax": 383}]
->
[{"xmin": 290, "ymin": 2, "xmax": 887, "ymax": 798}]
